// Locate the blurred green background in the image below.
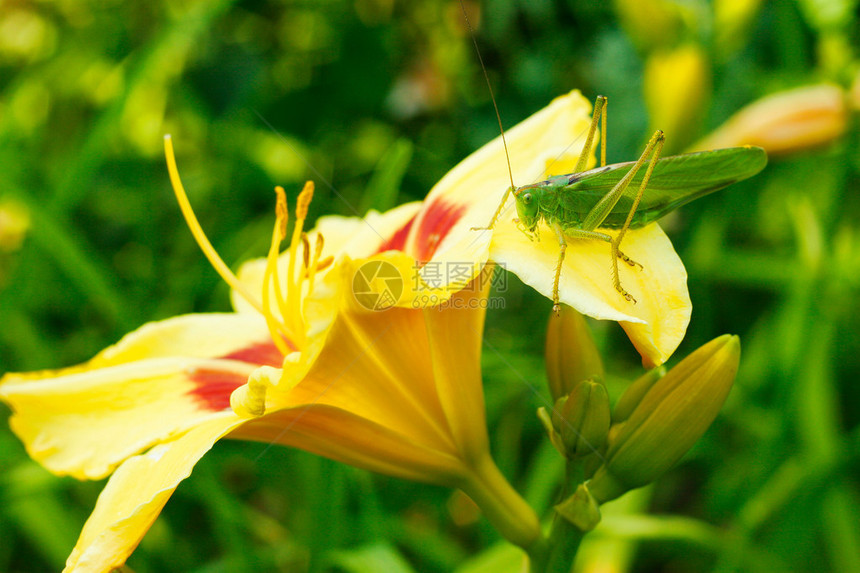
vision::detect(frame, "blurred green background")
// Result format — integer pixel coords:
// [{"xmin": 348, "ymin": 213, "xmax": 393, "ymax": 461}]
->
[{"xmin": 1, "ymin": 0, "xmax": 859, "ymax": 571}]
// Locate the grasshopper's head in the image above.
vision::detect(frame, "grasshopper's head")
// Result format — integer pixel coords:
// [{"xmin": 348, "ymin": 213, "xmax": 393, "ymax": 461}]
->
[{"xmin": 514, "ymin": 187, "xmax": 540, "ymax": 234}]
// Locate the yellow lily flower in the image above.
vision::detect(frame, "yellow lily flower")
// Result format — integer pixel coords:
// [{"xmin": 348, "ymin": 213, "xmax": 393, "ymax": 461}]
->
[
  {"xmin": 1, "ymin": 88, "xmax": 693, "ymax": 570},
  {"xmin": 0, "ymin": 138, "xmax": 540, "ymax": 572},
  {"xmin": 407, "ymin": 90, "xmax": 691, "ymax": 366}
]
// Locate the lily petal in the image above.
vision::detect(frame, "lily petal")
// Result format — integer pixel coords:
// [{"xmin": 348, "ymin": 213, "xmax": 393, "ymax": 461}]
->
[
  {"xmin": 65, "ymin": 412, "xmax": 244, "ymax": 573},
  {"xmin": 0, "ymin": 314, "xmax": 278, "ymax": 479},
  {"xmin": 235, "ymin": 258, "xmax": 496, "ymax": 485},
  {"xmin": 490, "ymin": 222, "xmax": 690, "ymax": 367},
  {"xmin": 232, "ymin": 406, "xmax": 466, "ymax": 484},
  {"xmin": 89, "ymin": 313, "xmax": 278, "ymax": 365},
  {"xmin": 271, "ymin": 281, "xmax": 455, "ymax": 452},
  {"xmin": 423, "ymin": 270, "xmax": 492, "ymax": 462}
]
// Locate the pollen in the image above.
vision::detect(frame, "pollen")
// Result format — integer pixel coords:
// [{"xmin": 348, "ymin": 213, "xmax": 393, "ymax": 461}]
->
[
  {"xmin": 296, "ymin": 180, "xmax": 314, "ymax": 220},
  {"xmin": 275, "ymin": 185, "xmax": 288, "ymax": 238}
]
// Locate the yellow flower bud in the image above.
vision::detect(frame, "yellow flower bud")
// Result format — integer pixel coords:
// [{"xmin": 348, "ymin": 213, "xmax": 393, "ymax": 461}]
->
[
  {"xmin": 0, "ymin": 198, "xmax": 30, "ymax": 252},
  {"xmin": 644, "ymin": 44, "xmax": 710, "ymax": 152},
  {"xmin": 714, "ymin": 0, "xmax": 763, "ymax": 58},
  {"xmin": 589, "ymin": 335, "xmax": 740, "ymax": 503},
  {"xmin": 612, "ymin": 0, "xmax": 684, "ymax": 51},
  {"xmin": 545, "ymin": 305, "xmax": 604, "ymax": 402},
  {"xmin": 691, "ymin": 84, "xmax": 847, "ymax": 156}
]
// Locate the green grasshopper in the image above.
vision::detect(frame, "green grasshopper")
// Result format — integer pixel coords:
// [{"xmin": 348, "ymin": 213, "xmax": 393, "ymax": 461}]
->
[{"xmin": 475, "ymin": 95, "xmax": 767, "ymax": 313}]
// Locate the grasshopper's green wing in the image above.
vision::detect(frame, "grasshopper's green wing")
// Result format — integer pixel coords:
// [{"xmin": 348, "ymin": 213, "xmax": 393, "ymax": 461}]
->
[{"xmin": 562, "ymin": 146, "xmax": 767, "ymax": 229}]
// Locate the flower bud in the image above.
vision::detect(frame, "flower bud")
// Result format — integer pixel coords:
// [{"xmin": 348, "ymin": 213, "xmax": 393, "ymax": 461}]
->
[
  {"xmin": 545, "ymin": 305, "xmax": 604, "ymax": 402},
  {"xmin": 714, "ymin": 0, "xmax": 763, "ymax": 59},
  {"xmin": 0, "ymin": 198, "xmax": 30, "ymax": 253},
  {"xmin": 538, "ymin": 379, "xmax": 611, "ymax": 460},
  {"xmin": 612, "ymin": 0, "xmax": 684, "ymax": 51},
  {"xmin": 644, "ymin": 44, "xmax": 710, "ymax": 152},
  {"xmin": 611, "ymin": 366, "xmax": 665, "ymax": 424},
  {"xmin": 0, "ymin": 198, "xmax": 30, "ymax": 287},
  {"xmin": 691, "ymin": 84, "xmax": 847, "ymax": 156},
  {"xmin": 589, "ymin": 335, "xmax": 740, "ymax": 503}
]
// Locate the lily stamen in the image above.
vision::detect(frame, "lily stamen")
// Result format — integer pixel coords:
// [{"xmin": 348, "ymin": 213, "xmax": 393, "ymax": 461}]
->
[
  {"xmin": 306, "ymin": 234, "xmax": 326, "ymax": 293},
  {"xmin": 316, "ymin": 255, "xmax": 334, "ymax": 272},
  {"xmin": 301, "ymin": 233, "xmax": 311, "ymax": 271},
  {"xmin": 262, "ymin": 186, "xmax": 294, "ymax": 356},
  {"xmin": 284, "ymin": 181, "xmax": 314, "ymax": 339}
]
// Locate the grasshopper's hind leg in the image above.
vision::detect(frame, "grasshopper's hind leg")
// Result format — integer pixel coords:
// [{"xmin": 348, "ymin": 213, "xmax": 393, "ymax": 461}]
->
[
  {"xmin": 577, "ymin": 130, "xmax": 665, "ymax": 303},
  {"xmin": 616, "ymin": 248, "xmax": 643, "ymax": 270},
  {"xmin": 611, "ymin": 248, "xmax": 644, "ymax": 302},
  {"xmin": 609, "ymin": 130, "xmax": 665, "ymax": 302}
]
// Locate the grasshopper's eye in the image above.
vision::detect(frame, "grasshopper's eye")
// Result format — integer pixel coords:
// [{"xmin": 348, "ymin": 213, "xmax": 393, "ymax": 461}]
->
[{"xmin": 522, "ymin": 192, "xmax": 532, "ymax": 205}]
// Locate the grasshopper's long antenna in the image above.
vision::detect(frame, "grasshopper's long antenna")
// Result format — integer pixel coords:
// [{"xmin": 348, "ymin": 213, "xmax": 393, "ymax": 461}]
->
[{"xmin": 459, "ymin": 1, "xmax": 517, "ymax": 230}]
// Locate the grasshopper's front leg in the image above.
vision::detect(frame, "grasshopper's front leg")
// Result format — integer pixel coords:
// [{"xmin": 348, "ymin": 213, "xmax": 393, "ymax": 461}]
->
[{"xmin": 472, "ymin": 186, "xmax": 516, "ymax": 231}]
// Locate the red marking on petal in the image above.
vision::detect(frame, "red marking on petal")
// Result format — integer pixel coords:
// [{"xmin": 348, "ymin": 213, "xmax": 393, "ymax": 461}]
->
[
  {"xmin": 375, "ymin": 215, "xmax": 416, "ymax": 254},
  {"xmin": 187, "ymin": 369, "xmax": 246, "ymax": 411},
  {"xmin": 187, "ymin": 342, "xmax": 283, "ymax": 411},
  {"xmin": 411, "ymin": 198, "xmax": 466, "ymax": 262},
  {"xmin": 222, "ymin": 342, "xmax": 285, "ymax": 366}
]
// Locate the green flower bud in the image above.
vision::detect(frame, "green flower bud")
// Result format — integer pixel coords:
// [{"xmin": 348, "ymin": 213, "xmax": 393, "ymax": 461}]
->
[
  {"xmin": 612, "ymin": 0, "xmax": 685, "ymax": 52},
  {"xmin": 537, "ymin": 404, "xmax": 566, "ymax": 457},
  {"xmin": 714, "ymin": 0, "xmax": 763, "ymax": 58},
  {"xmin": 538, "ymin": 379, "xmax": 611, "ymax": 460},
  {"xmin": 554, "ymin": 379, "xmax": 611, "ymax": 459},
  {"xmin": 545, "ymin": 305, "xmax": 604, "ymax": 402},
  {"xmin": 589, "ymin": 335, "xmax": 740, "ymax": 503}
]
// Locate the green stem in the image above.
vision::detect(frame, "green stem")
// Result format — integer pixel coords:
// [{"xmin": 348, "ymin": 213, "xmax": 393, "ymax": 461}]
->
[
  {"xmin": 458, "ymin": 454, "xmax": 547, "ymax": 563},
  {"xmin": 531, "ymin": 458, "xmax": 589, "ymax": 572},
  {"xmin": 543, "ymin": 514, "xmax": 585, "ymax": 573}
]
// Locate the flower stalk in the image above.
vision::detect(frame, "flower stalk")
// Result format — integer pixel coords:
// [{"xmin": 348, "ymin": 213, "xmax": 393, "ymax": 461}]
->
[{"xmin": 457, "ymin": 453, "xmax": 544, "ymax": 555}]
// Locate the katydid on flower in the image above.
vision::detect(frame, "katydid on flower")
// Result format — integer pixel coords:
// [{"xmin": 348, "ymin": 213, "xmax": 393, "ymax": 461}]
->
[
  {"xmin": 470, "ymin": 92, "xmax": 767, "ymax": 313},
  {"xmin": 475, "ymin": 93, "xmax": 768, "ymax": 311}
]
